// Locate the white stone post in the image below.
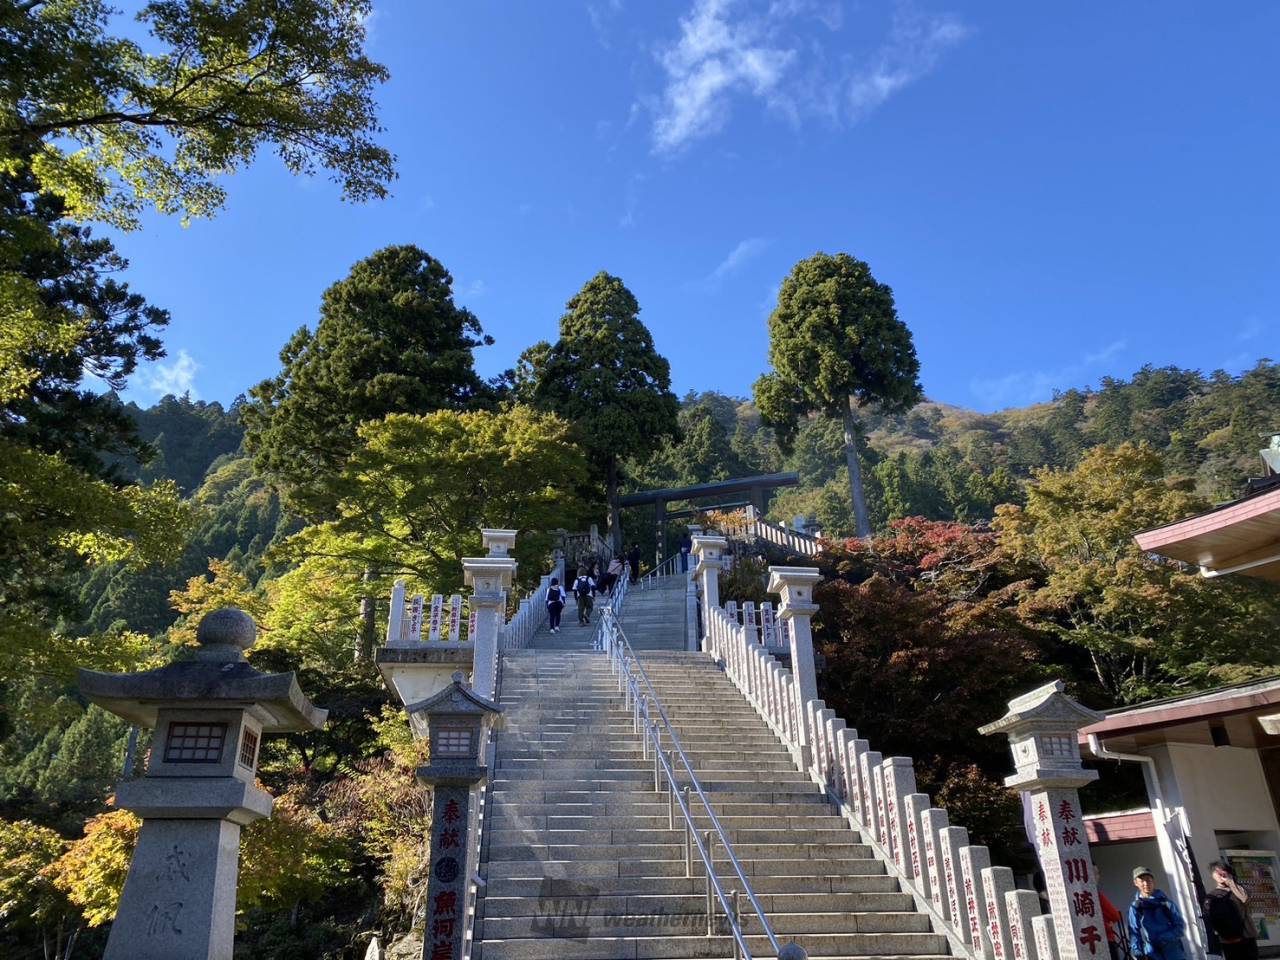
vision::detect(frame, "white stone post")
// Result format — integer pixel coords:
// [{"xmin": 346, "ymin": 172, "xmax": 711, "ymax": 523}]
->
[
  {"xmin": 692, "ymin": 536, "xmax": 727, "ymax": 654},
  {"xmin": 1032, "ymin": 916, "xmax": 1060, "ymax": 960},
  {"xmin": 1007, "ymin": 889, "xmax": 1043, "ymax": 960},
  {"xmin": 387, "ymin": 578, "xmax": 407, "ymax": 646},
  {"xmin": 859, "ymin": 748, "xmax": 884, "ymax": 845},
  {"xmin": 768, "ymin": 565, "xmax": 821, "ymax": 771},
  {"xmin": 882, "ymin": 757, "xmax": 917, "ymax": 878},
  {"xmin": 462, "ymin": 556, "xmax": 517, "ymax": 701},
  {"xmin": 873, "ymin": 759, "xmax": 891, "ymax": 854},
  {"xmin": 980, "ymin": 681, "xmax": 1107, "ymax": 960},
  {"xmin": 960, "ymin": 844, "xmax": 994, "ymax": 959},
  {"xmin": 846, "ymin": 737, "xmax": 870, "ymax": 827},
  {"xmin": 939, "ymin": 825, "xmax": 973, "ymax": 948},
  {"xmin": 982, "ymin": 865, "xmax": 1016, "ymax": 960},
  {"xmin": 905, "ymin": 793, "xmax": 933, "ymax": 898},
  {"xmin": 921, "ymin": 807, "xmax": 952, "ymax": 922}
]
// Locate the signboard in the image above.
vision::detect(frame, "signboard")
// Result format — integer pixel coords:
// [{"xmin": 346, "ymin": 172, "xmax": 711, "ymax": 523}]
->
[{"xmin": 448, "ymin": 595, "xmax": 462, "ymax": 642}]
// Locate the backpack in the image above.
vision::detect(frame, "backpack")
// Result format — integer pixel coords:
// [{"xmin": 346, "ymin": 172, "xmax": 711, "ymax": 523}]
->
[
  {"xmin": 574, "ymin": 577, "xmax": 592, "ymax": 598},
  {"xmin": 547, "ymin": 586, "xmax": 563, "ymax": 605}
]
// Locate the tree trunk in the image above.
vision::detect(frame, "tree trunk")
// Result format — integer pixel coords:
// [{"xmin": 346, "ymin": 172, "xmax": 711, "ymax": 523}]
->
[
  {"xmin": 842, "ymin": 402, "xmax": 872, "ymax": 539},
  {"xmin": 358, "ymin": 565, "xmax": 377, "ymax": 661},
  {"xmin": 606, "ymin": 458, "xmax": 623, "ymax": 554}
]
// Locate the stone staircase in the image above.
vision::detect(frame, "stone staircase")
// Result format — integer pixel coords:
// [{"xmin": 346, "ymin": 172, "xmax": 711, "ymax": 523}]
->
[{"xmin": 474, "ymin": 578, "xmax": 950, "ymax": 960}]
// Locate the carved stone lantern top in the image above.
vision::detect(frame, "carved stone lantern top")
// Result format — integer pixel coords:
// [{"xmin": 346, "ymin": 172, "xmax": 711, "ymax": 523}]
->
[
  {"xmin": 481, "ymin": 528, "xmax": 518, "ymax": 557},
  {"xmin": 77, "ymin": 607, "xmax": 327, "ymax": 733},
  {"xmin": 980, "ymin": 679, "xmax": 1106, "ymax": 790},
  {"xmin": 462, "ymin": 556, "xmax": 517, "ymax": 595},
  {"xmin": 767, "ymin": 566, "xmax": 821, "ymax": 617}
]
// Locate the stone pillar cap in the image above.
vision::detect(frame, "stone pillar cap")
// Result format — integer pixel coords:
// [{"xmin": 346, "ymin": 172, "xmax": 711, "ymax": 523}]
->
[
  {"xmin": 463, "ymin": 556, "xmax": 517, "ymax": 590},
  {"xmin": 482, "ymin": 529, "xmax": 518, "ymax": 557},
  {"xmin": 691, "ymin": 534, "xmax": 728, "ymax": 552},
  {"xmin": 767, "ymin": 566, "xmax": 822, "ymax": 591}
]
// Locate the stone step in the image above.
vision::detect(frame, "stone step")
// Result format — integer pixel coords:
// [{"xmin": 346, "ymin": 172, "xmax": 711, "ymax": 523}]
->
[
  {"xmin": 488, "ymin": 785, "xmax": 821, "ymax": 803},
  {"xmin": 496, "ymin": 757, "xmax": 800, "ymax": 772},
  {"xmin": 492, "ymin": 747, "xmax": 790, "ymax": 762},
  {"xmin": 482, "ymin": 910, "xmax": 933, "ymax": 939},
  {"xmin": 488, "ymin": 799, "xmax": 837, "ymax": 819},
  {"xmin": 490, "ymin": 768, "xmax": 808, "ymax": 784},
  {"xmin": 532, "ymin": 813, "xmax": 853, "ymax": 830},
  {"xmin": 486, "ymin": 827, "xmax": 860, "ymax": 846},
  {"xmin": 476, "ymin": 932, "xmax": 949, "ymax": 960},
  {"xmin": 484, "ymin": 857, "xmax": 889, "ymax": 879},
  {"xmin": 482, "ymin": 890, "xmax": 915, "ymax": 918},
  {"xmin": 485, "ymin": 841, "xmax": 875, "ymax": 862},
  {"xmin": 485, "ymin": 874, "xmax": 904, "ymax": 898}
]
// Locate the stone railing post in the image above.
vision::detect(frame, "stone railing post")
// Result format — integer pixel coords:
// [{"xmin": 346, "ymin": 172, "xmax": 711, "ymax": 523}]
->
[
  {"xmin": 78, "ymin": 609, "xmax": 327, "ymax": 960},
  {"xmin": 691, "ymin": 535, "xmax": 727, "ymax": 650},
  {"xmin": 767, "ymin": 565, "xmax": 820, "ymax": 768},
  {"xmin": 981, "ymin": 681, "xmax": 1107, "ymax": 960},
  {"xmin": 463, "ymin": 532, "xmax": 518, "ymax": 702}
]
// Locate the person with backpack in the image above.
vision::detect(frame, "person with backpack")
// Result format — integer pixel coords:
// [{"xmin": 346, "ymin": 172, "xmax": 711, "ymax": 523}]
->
[
  {"xmin": 1204, "ymin": 861, "xmax": 1259, "ymax": 960},
  {"xmin": 546, "ymin": 578, "xmax": 565, "ymax": 634},
  {"xmin": 1129, "ymin": 867, "xmax": 1186, "ymax": 960},
  {"xmin": 573, "ymin": 570, "xmax": 595, "ymax": 624}
]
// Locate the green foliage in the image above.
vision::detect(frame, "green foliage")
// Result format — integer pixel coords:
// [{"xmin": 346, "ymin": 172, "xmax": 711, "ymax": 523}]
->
[
  {"xmin": 996, "ymin": 443, "xmax": 1280, "ymax": 702},
  {"xmin": 243, "ymin": 245, "xmax": 494, "ymax": 520},
  {"xmin": 281, "ymin": 406, "xmax": 588, "ymax": 594},
  {"xmin": 1, "ymin": 170, "xmax": 168, "ymax": 478},
  {"xmin": 755, "ymin": 253, "xmax": 922, "ymax": 536},
  {"xmin": 3, "ymin": 0, "xmax": 395, "ymax": 229},
  {"xmin": 529, "ymin": 271, "xmax": 679, "ymax": 545},
  {"xmin": 47, "ymin": 809, "xmax": 139, "ymax": 927},
  {"xmin": 0, "ymin": 817, "xmax": 70, "ymax": 931},
  {"xmin": 124, "ymin": 395, "xmax": 245, "ymax": 492}
]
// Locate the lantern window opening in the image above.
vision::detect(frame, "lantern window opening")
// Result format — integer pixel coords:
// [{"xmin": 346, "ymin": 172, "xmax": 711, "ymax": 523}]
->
[
  {"xmin": 238, "ymin": 727, "xmax": 260, "ymax": 770},
  {"xmin": 1041, "ymin": 734, "xmax": 1074, "ymax": 758},
  {"xmin": 436, "ymin": 727, "xmax": 473, "ymax": 758},
  {"xmin": 163, "ymin": 722, "xmax": 228, "ymax": 763}
]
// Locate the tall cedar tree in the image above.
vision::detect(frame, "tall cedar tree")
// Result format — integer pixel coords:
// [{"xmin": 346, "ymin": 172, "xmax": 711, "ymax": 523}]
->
[
  {"xmin": 0, "ymin": 171, "xmax": 167, "ymax": 477},
  {"xmin": 242, "ymin": 245, "xmax": 493, "ymax": 655},
  {"xmin": 755, "ymin": 253, "xmax": 922, "ymax": 537},
  {"xmin": 529, "ymin": 272, "xmax": 679, "ymax": 550}
]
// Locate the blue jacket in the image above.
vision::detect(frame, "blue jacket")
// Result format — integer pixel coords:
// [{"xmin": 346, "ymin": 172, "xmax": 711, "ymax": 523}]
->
[{"xmin": 1128, "ymin": 890, "xmax": 1186, "ymax": 960}]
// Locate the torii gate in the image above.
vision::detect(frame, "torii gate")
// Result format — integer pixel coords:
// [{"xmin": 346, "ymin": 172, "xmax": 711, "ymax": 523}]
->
[{"xmin": 617, "ymin": 471, "xmax": 800, "ymax": 563}]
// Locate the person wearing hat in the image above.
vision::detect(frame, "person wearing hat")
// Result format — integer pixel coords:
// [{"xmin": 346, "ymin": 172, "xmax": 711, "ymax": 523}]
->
[
  {"xmin": 1204, "ymin": 860, "xmax": 1259, "ymax": 960},
  {"xmin": 1128, "ymin": 866, "xmax": 1187, "ymax": 960}
]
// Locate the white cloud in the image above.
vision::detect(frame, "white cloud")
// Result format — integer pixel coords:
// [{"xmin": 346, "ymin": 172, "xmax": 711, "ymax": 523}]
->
[
  {"xmin": 455, "ymin": 279, "xmax": 486, "ymax": 299},
  {"xmin": 969, "ymin": 340, "xmax": 1127, "ymax": 410},
  {"xmin": 619, "ymin": 171, "xmax": 647, "ymax": 227},
  {"xmin": 586, "ymin": 0, "xmax": 623, "ymax": 48},
  {"xmin": 847, "ymin": 8, "xmax": 968, "ymax": 119},
  {"xmin": 649, "ymin": 1, "xmax": 967, "ymax": 153},
  {"xmin": 705, "ymin": 237, "xmax": 769, "ymax": 284},
  {"xmin": 1238, "ymin": 316, "xmax": 1265, "ymax": 342},
  {"xmin": 141, "ymin": 349, "xmax": 199, "ymax": 399},
  {"xmin": 652, "ymin": 0, "xmax": 796, "ymax": 154}
]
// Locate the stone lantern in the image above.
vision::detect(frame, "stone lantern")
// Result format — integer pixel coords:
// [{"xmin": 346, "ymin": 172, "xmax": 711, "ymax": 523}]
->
[
  {"xmin": 78, "ymin": 608, "xmax": 326, "ymax": 960},
  {"xmin": 407, "ymin": 671, "xmax": 505, "ymax": 960},
  {"xmin": 481, "ymin": 528, "xmax": 518, "ymax": 558},
  {"xmin": 462, "ymin": 554, "xmax": 517, "ymax": 700},
  {"xmin": 981, "ymin": 680, "xmax": 1105, "ymax": 960}
]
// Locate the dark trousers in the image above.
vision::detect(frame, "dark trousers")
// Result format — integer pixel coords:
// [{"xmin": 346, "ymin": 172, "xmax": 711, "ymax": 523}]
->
[
  {"xmin": 1223, "ymin": 940, "xmax": 1259, "ymax": 960},
  {"xmin": 548, "ymin": 602, "xmax": 563, "ymax": 630},
  {"xmin": 577, "ymin": 595, "xmax": 592, "ymax": 623},
  {"xmin": 680, "ymin": 549, "xmax": 690, "ymax": 572},
  {"xmin": 629, "ymin": 561, "xmax": 639, "ymax": 583}
]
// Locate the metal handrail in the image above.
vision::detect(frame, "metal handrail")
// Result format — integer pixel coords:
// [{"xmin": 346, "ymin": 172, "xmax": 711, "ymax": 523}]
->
[
  {"xmin": 600, "ymin": 607, "xmax": 802, "ymax": 960},
  {"xmin": 591, "ymin": 564, "xmax": 630, "ymax": 651},
  {"xmin": 640, "ymin": 552, "xmax": 682, "ymax": 589}
]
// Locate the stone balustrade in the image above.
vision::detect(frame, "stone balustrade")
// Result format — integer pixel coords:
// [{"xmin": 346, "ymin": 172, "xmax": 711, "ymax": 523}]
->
[
  {"xmin": 499, "ymin": 556, "xmax": 564, "ymax": 651},
  {"xmin": 717, "ymin": 510, "xmax": 822, "ymax": 557},
  {"xmin": 692, "ymin": 536, "xmax": 1104, "ymax": 960}
]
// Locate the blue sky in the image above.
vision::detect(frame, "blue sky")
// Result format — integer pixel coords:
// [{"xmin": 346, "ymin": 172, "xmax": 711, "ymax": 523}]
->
[{"xmin": 116, "ymin": 1, "xmax": 1278, "ymax": 413}]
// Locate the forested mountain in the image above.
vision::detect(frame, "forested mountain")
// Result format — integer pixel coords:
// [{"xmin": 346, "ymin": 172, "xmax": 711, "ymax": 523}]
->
[
  {"xmin": 76, "ymin": 361, "xmax": 1279, "ymax": 645},
  {"xmin": 631, "ymin": 360, "xmax": 1280, "ymax": 538}
]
